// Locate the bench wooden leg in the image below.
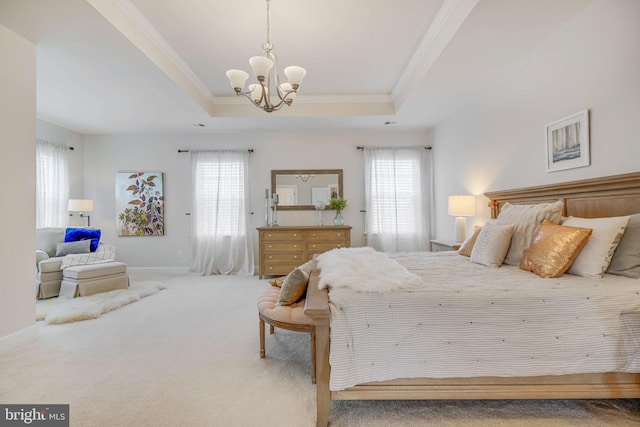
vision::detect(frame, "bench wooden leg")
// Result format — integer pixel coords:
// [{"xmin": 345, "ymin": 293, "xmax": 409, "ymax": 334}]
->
[
  {"xmin": 310, "ymin": 326, "xmax": 316, "ymax": 384},
  {"xmin": 270, "ymin": 324, "xmax": 275, "ymax": 334},
  {"xmin": 259, "ymin": 318, "xmax": 265, "ymax": 358}
]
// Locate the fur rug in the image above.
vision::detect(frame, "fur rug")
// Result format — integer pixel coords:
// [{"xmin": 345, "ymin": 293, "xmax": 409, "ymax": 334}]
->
[
  {"xmin": 317, "ymin": 247, "xmax": 422, "ymax": 292},
  {"xmin": 36, "ymin": 281, "xmax": 166, "ymax": 324}
]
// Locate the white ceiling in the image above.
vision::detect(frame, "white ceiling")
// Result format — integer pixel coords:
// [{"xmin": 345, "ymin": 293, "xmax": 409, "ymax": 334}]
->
[{"xmin": 0, "ymin": 0, "xmax": 593, "ymax": 134}]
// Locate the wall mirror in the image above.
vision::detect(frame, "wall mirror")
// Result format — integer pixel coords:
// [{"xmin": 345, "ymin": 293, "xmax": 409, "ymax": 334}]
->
[{"xmin": 271, "ymin": 169, "xmax": 343, "ymax": 211}]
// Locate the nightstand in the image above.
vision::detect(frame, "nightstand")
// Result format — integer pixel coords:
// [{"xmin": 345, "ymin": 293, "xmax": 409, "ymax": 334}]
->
[{"xmin": 430, "ymin": 239, "xmax": 461, "ymax": 252}]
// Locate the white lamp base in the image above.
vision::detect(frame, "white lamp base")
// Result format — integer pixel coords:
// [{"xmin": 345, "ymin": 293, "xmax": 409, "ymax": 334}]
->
[{"xmin": 455, "ymin": 216, "xmax": 467, "ymax": 243}]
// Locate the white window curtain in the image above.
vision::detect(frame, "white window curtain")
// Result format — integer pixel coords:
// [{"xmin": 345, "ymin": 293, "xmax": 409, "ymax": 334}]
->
[
  {"xmin": 364, "ymin": 147, "xmax": 433, "ymax": 252},
  {"xmin": 36, "ymin": 139, "xmax": 69, "ymax": 227},
  {"xmin": 190, "ymin": 150, "xmax": 254, "ymax": 276}
]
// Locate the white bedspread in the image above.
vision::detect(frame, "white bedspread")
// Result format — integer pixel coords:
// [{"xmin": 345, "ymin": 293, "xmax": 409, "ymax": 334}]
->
[{"xmin": 326, "ymin": 251, "xmax": 640, "ymax": 391}]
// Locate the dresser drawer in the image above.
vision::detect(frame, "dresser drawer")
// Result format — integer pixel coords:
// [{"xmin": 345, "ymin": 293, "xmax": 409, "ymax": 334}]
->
[
  {"xmin": 262, "ymin": 264, "xmax": 299, "ymax": 276},
  {"xmin": 263, "ymin": 242, "xmax": 303, "ymax": 252},
  {"xmin": 263, "ymin": 252, "xmax": 305, "ymax": 263},
  {"xmin": 305, "ymin": 230, "xmax": 349, "ymax": 241},
  {"xmin": 261, "ymin": 231, "xmax": 304, "ymax": 241},
  {"xmin": 306, "ymin": 242, "xmax": 347, "ymax": 253}
]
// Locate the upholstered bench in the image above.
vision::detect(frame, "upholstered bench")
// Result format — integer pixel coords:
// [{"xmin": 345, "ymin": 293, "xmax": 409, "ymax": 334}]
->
[
  {"xmin": 257, "ymin": 286, "xmax": 316, "ymax": 383},
  {"xmin": 59, "ymin": 261, "xmax": 129, "ymax": 299}
]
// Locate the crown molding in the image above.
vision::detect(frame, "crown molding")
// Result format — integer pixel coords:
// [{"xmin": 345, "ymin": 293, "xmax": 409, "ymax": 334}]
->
[
  {"xmin": 86, "ymin": 0, "xmax": 213, "ymax": 113},
  {"xmin": 391, "ymin": 0, "xmax": 479, "ymax": 109}
]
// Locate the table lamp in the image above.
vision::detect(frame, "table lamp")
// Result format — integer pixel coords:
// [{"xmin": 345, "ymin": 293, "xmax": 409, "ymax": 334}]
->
[{"xmin": 448, "ymin": 195, "xmax": 475, "ymax": 243}]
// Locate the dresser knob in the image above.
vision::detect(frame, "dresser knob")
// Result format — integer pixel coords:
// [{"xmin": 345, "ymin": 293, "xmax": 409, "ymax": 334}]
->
[
  {"xmin": 268, "ymin": 267, "xmax": 273, "ymax": 270},
  {"xmin": 294, "ymin": 256, "xmax": 298, "ymax": 259},
  {"xmin": 269, "ymin": 256, "xmax": 273, "ymax": 259},
  {"xmin": 337, "ymin": 233, "xmax": 341, "ymax": 236},
  {"xmin": 312, "ymin": 244, "xmax": 316, "ymax": 248},
  {"xmin": 294, "ymin": 244, "xmax": 297, "ymax": 248},
  {"xmin": 293, "ymin": 233, "xmax": 297, "ymax": 237},
  {"xmin": 312, "ymin": 233, "xmax": 316, "ymax": 237},
  {"xmin": 268, "ymin": 234, "xmax": 272, "ymax": 237},
  {"xmin": 268, "ymin": 244, "xmax": 272, "ymax": 248}
]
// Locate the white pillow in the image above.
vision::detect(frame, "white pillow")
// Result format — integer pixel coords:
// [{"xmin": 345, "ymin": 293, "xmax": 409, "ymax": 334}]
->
[
  {"xmin": 470, "ymin": 223, "xmax": 514, "ymax": 268},
  {"xmin": 562, "ymin": 216, "xmax": 630, "ymax": 277},
  {"xmin": 496, "ymin": 200, "xmax": 563, "ymax": 266}
]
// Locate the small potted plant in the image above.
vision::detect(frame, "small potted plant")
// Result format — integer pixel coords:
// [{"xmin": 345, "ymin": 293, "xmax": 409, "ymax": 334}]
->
[{"xmin": 328, "ymin": 197, "xmax": 347, "ymax": 225}]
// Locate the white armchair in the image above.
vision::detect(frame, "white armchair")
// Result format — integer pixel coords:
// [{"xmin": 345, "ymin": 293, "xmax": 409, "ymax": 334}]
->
[{"xmin": 35, "ymin": 227, "xmax": 116, "ymax": 298}]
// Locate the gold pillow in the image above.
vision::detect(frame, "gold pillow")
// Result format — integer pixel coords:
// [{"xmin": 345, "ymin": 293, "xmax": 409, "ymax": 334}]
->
[
  {"xmin": 458, "ymin": 226, "xmax": 482, "ymax": 257},
  {"xmin": 519, "ymin": 219, "xmax": 592, "ymax": 278},
  {"xmin": 268, "ymin": 276, "xmax": 285, "ymax": 287},
  {"xmin": 278, "ymin": 267, "xmax": 310, "ymax": 305}
]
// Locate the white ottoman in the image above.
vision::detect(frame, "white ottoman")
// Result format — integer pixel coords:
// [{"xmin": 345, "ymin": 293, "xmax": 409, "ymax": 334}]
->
[{"xmin": 59, "ymin": 262, "xmax": 129, "ymax": 298}]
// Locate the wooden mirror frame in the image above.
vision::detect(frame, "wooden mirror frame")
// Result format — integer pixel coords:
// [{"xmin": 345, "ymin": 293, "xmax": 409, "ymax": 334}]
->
[{"xmin": 271, "ymin": 169, "xmax": 343, "ymax": 211}]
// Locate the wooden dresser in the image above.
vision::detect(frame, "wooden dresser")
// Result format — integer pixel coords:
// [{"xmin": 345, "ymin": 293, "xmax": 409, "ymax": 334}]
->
[{"xmin": 257, "ymin": 226, "xmax": 351, "ymax": 278}]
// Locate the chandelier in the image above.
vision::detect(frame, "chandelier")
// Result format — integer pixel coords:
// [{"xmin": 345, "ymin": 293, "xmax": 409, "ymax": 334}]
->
[{"xmin": 225, "ymin": 0, "xmax": 307, "ymax": 113}]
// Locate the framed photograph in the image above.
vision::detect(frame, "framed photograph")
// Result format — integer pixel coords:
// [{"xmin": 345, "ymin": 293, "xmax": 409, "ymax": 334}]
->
[
  {"xmin": 545, "ymin": 110, "xmax": 590, "ymax": 172},
  {"xmin": 116, "ymin": 172, "xmax": 164, "ymax": 236}
]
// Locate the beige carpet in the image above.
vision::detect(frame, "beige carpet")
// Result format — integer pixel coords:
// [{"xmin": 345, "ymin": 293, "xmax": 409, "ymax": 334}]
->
[{"xmin": 1, "ymin": 274, "xmax": 639, "ymax": 426}]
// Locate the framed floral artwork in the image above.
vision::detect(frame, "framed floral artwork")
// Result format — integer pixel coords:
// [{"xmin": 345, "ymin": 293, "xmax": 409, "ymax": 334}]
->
[
  {"xmin": 545, "ymin": 110, "xmax": 590, "ymax": 172},
  {"xmin": 116, "ymin": 172, "xmax": 164, "ymax": 236}
]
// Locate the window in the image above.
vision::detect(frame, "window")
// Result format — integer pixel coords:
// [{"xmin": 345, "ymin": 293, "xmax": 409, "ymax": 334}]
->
[
  {"xmin": 190, "ymin": 150, "xmax": 254, "ymax": 275},
  {"xmin": 364, "ymin": 147, "xmax": 432, "ymax": 252},
  {"xmin": 36, "ymin": 140, "xmax": 69, "ymax": 227}
]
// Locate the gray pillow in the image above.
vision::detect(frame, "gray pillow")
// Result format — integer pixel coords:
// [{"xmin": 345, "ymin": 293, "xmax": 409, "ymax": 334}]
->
[
  {"xmin": 496, "ymin": 200, "xmax": 563, "ymax": 266},
  {"xmin": 278, "ymin": 267, "xmax": 310, "ymax": 305},
  {"xmin": 607, "ymin": 213, "xmax": 640, "ymax": 278},
  {"xmin": 55, "ymin": 240, "xmax": 91, "ymax": 257}
]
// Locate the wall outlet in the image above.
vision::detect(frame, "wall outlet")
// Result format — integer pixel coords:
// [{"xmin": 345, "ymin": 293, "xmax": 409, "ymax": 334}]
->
[{"xmin": 177, "ymin": 250, "xmax": 183, "ymax": 258}]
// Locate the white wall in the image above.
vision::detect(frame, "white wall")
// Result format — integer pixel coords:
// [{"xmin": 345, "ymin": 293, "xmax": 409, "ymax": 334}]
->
[
  {"xmin": 432, "ymin": 0, "xmax": 640, "ymax": 241},
  {"xmin": 83, "ymin": 130, "xmax": 429, "ymax": 270},
  {"xmin": 0, "ymin": 25, "xmax": 36, "ymax": 339}
]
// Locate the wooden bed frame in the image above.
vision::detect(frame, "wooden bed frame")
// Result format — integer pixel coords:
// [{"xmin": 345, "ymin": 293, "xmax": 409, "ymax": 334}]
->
[{"xmin": 304, "ymin": 171, "xmax": 640, "ymax": 427}]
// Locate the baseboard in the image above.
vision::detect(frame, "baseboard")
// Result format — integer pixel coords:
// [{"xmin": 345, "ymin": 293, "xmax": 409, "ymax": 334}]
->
[
  {"xmin": 127, "ymin": 266, "xmax": 190, "ymax": 275},
  {"xmin": 0, "ymin": 324, "xmax": 38, "ymax": 354}
]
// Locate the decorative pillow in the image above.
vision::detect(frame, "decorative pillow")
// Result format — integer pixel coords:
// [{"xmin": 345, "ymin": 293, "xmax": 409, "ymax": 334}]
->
[
  {"xmin": 269, "ymin": 277, "xmax": 285, "ymax": 287},
  {"xmin": 562, "ymin": 216, "xmax": 630, "ymax": 277},
  {"xmin": 269, "ymin": 260, "xmax": 313, "ymax": 288},
  {"xmin": 470, "ymin": 223, "xmax": 514, "ymax": 268},
  {"xmin": 519, "ymin": 220, "xmax": 592, "ymax": 278},
  {"xmin": 278, "ymin": 267, "xmax": 310, "ymax": 305},
  {"xmin": 55, "ymin": 240, "xmax": 91, "ymax": 257},
  {"xmin": 496, "ymin": 200, "xmax": 563, "ymax": 266},
  {"xmin": 607, "ymin": 213, "xmax": 640, "ymax": 278},
  {"xmin": 65, "ymin": 227, "xmax": 101, "ymax": 252},
  {"xmin": 458, "ymin": 225, "xmax": 482, "ymax": 257}
]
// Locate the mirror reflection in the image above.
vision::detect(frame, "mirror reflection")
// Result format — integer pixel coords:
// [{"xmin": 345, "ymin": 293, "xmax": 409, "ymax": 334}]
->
[{"xmin": 271, "ymin": 169, "xmax": 343, "ymax": 210}]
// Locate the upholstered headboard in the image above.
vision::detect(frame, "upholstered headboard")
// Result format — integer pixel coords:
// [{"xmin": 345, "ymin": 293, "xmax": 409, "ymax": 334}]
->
[{"xmin": 485, "ymin": 172, "xmax": 640, "ymax": 219}]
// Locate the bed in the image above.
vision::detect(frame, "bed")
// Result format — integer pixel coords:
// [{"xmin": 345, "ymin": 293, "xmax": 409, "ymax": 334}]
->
[{"xmin": 304, "ymin": 171, "xmax": 640, "ymax": 427}]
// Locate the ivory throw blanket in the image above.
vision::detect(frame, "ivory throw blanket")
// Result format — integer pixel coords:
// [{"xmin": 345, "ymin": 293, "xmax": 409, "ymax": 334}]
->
[
  {"xmin": 317, "ymin": 247, "xmax": 422, "ymax": 293},
  {"xmin": 326, "ymin": 251, "xmax": 640, "ymax": 391}
]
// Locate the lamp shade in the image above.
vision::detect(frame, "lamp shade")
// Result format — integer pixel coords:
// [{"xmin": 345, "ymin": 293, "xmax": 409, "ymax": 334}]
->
[
  {"xmin": 279, "ymin": 83, "xmax": 296, "ymax": 100},
  {"xmin": 225, "ymin": 69, "xmax": 249, "ymax": 90},
  {"xmin": 448, "ymin": 195, "xmax": 475, "ymax": 217},
  {"xmin": 249, "ymin": 56, "xmax": 273, "ymax": 79},
  {"xmin": 68, "ymin": 199, "xmax": 94, "ymax": 212},
  {"xmin": 248, "ymin": 84, "xmax": 266, "ymax": 102},
  {"xmin": 284, "ymin": 65, "xmax": 307, "ymax": 88}
]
